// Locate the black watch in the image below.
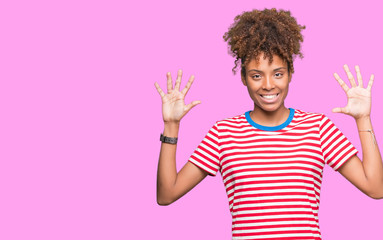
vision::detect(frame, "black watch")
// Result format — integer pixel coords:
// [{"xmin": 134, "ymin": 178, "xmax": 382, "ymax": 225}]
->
[{"xmin": 160, "ymin": 133, "xmax": 178, "ymax": 144}]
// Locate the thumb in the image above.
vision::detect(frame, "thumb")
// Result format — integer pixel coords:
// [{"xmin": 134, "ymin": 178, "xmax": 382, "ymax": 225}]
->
[
  {"xmin": 332, "ymin": 107, "xmax": 345, "ymax": 113},
  {"xmin": 185, "ymin": 100, "xmax": 201, "ymax": 113}
]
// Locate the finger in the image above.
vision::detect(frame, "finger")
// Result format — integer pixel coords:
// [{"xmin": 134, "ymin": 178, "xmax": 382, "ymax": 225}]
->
[
  {"xmin": 343, "ymin": 64, "xmax": 357, "ymax": 87},
  {"xmin": 355, "ymin": 65, "xmax": 363, "ymax": 87},
  {"xmin": 333, "ymin": 72, "xmax": 349, "ymax": 92},
  {"xmin": 154, "ymin": 82, "xmax": 165, "ymax": 98},
  {"xmin": 167, "ymin": 72, "xmax": 173, "ymax": 93},
  {"xmin": 332, "ymin": 107, "xmax": 342, "ymax": 113},
  {"xmin": 367, "ymin": 74, "xmax": 374, "ymax": 92},
  {"xmin": 174, "ymin": 69, "xmax": 182, "ymax": 91},
  {"xmin": 184, "ymin": 100, "xmax": 201, "ymax": 113},
  {"xmin": 332, "ymin": 107, "xmax": 348, "ymax": 114},
  {"xmin": 181, "ymin": 75, "xmax": 195, "ymax": 96}
]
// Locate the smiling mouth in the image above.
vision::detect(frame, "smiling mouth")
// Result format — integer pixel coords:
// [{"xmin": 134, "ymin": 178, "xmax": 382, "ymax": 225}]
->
[{"xmin": 260, "ymin": 93, "xmax": 279, "ymax": 99}]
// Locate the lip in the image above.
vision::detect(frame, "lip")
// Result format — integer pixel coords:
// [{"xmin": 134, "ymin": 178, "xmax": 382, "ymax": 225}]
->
[{"xmin": 259, "ymin": 93, "xmax": 280, "ymax": 103}]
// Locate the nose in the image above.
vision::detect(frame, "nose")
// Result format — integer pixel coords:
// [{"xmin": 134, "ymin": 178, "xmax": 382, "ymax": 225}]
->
[{"xmin": 262, "ymin": 76, "xmax": 275, "ymax": 90}]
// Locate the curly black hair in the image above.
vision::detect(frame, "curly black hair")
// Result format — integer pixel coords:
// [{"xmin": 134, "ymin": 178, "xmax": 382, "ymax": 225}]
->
[{"xmin": 223, "ymin": 8, "xmax": 305, "ymax": 77}]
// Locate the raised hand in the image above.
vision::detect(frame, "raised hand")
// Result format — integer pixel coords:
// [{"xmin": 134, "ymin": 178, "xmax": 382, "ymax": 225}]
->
[
  {"xmin": 154, "ymin": 69, "xmax": 201, "ymax": 124},
  {"xmin": 332, "ymin": 64, "xmax": 374, "ymax": 120}
]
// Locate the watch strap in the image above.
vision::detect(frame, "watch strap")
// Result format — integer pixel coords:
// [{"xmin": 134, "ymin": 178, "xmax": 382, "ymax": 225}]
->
[{"xmin": 160, "ymin": 133, "xmax": 178, "ymax": 144}]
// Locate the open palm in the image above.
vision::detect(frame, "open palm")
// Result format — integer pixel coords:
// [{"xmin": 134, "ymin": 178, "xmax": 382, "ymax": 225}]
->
[
  {"xmin": 332, "ymin": 64, "xmax": 374, "ymax": 120},
  {"xmin": 154, "ymin": 69, "xmax": 201, "ymax": 123}
]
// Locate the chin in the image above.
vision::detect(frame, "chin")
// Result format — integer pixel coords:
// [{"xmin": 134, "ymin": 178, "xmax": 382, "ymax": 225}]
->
[
  {"xmin": 262, "ymin": 107, "xmax": 280, "ymax": 112},
  {"xmin": 255, "ymin": 102, "xmax": 283, "ymax": 113}
]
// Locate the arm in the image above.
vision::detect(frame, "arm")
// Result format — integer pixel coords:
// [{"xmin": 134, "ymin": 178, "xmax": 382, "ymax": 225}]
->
[
  {"xmin": 337, "ymin": 117, "xmax": 383, "ymax": 199},
  {"xmin": 157, "ymin": 122, "xmax": 208, "ymax": 205},
  {"xmin": 333, "ymin": 64, "xmax": 383, "ymax": 199},
  {"xmin": 154, "ymin": 69, "xmax": 207, "ymax": 205}
]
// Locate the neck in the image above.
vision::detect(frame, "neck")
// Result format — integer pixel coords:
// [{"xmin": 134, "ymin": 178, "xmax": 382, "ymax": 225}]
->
[{"xmin": 250, "ymin": 105, "xmax": 290, "ymax": 127}]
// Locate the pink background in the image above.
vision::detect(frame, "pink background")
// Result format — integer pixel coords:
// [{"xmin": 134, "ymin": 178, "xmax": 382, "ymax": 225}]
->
[{"xmin": 1, "ymin": 0, "xmax": 382, "ymax": 239}]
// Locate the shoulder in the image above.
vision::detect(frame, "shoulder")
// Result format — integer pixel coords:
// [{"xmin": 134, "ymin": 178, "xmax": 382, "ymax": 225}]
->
[
  {"xmin": 210, "ymin": 112, "xmax": 248, "ymax": 131},
  {"xmin": 215, "ymin": 112, "xmax": 247, "ymax": 125},
  {"xmin": 293, "ymin": 108, "xmax": 325, "ymax": 122},
  {"xmin": 293, "ymin": 109, "xmax": 342, "ymax": 132}
]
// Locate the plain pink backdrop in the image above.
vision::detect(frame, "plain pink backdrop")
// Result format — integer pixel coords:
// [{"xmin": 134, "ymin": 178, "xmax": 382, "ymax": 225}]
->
[{"xmin": 0, "ymin": 0, "xmax": 382, "ymax": 239}]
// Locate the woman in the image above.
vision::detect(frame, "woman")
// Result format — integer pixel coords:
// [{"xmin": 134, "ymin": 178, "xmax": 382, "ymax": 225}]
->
[{"xmin": 154, "ymin": 8, "xmax": 383, "ymax": 240}]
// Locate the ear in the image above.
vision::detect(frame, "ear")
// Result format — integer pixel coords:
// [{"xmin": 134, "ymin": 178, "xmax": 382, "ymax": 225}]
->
[
  {"xmin": 288, "ymin": 72, "xmax": 292, "ymax": 83},
  {"xmin": 241, "ymin": 74, "xmax": 247, "ymax": 86}
]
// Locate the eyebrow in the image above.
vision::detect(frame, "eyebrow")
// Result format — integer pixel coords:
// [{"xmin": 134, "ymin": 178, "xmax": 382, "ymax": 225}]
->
[{"xmin": 248, "ymin": 67, "xmax": 287, "ymax": 73}]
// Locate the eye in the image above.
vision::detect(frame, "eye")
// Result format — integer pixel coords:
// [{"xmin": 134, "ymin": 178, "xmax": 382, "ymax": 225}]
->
[
  {"xmin": 275, "ymin": 72, "xmax": 283, "ymax": 77},
  {"xmin": 251, "ymin": 74, "xmax": 261, "ymax": 79}
]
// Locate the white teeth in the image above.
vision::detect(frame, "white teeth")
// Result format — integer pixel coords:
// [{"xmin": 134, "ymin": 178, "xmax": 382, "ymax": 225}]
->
[{"xmin": 261, "ymin": 94, "xmax": 278, "ymax": 99}]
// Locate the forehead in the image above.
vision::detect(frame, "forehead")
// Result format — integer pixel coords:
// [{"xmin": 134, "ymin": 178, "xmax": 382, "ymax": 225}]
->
[{"xmin": 246, "ymin": 52, "xmax": 287, "ymax": 70}]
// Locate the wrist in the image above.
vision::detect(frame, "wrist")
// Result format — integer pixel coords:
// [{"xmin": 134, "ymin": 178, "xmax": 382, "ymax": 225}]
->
[
  {"xmin": 355, "ymin": 115, "xmax": 371, "ymax": 124},
  {"xmin": 355, "ymin": 115, "xmax": 372, "ymax": 132},
  {"xmin": 164, "ymin": 120, "xmax": 180, "ymax": 126},
  {"xmin": 160, "ymin": 133, "xmax": 178, "ymax": 144},
  {"xmin": 163, "ymin": 121, "xmax": 180, "ymax": 137}
]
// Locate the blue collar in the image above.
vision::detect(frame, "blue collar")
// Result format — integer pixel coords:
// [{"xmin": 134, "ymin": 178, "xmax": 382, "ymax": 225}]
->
[{"xmin": 245, "ymin": 108, "xmax": 295, "ymax": 131}]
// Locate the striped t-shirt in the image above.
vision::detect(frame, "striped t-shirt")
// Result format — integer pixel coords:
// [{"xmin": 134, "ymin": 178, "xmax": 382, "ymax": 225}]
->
[{"xmin": 188, "ymin": 108, "xmax": 358, "ymax": 240}]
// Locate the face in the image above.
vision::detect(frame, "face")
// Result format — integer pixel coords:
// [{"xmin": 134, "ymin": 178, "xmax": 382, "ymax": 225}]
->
[{"xmin": 241, "ymin": 52, "xmax": 291, "ymax": 113}]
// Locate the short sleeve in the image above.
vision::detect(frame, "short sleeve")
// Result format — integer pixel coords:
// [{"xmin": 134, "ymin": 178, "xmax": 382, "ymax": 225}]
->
[
  {"xmin": 188, "ymin": 122, "xmax": 221, "ymax": 176},
  {"xmin": 319, "ymin": 114, "xmax": 358, "ymax": 171}
]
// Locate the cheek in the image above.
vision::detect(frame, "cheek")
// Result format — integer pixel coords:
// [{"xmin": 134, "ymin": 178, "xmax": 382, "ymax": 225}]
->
[
  {"xmin": 246, "ymin": 86, "xmax": 260, "ymax": 101},
  {"xmin": 281, "ymin": 83, "xmax": 290, "ymax": 96},
  {"xmin": 246, "ymin": 80, "xmax": 262, "ymax": 89}
]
